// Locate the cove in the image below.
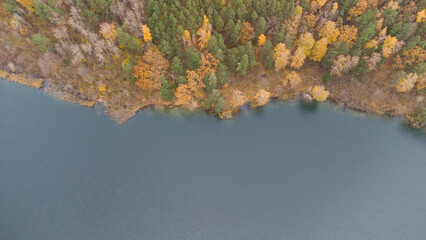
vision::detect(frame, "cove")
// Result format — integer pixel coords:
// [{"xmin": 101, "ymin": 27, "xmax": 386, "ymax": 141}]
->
[{"xmin": 1, "ymin": 79, "xmax": 426, "ymax": 240}]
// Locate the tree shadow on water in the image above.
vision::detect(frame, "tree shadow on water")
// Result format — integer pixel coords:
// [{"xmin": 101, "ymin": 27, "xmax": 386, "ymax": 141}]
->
[
  {"xmin": 399, "ymin": 122, "xmax": 426, "ymax": 142},
  {"xmin": 251, "ymin": 105, "xmax": 266, "ymax": 116},
  {"xmin": 298, "ymin": 101, "xmax": 318, "ymax": 113}
]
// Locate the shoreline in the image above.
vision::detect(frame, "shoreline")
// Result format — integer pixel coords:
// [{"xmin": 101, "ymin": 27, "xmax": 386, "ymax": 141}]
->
[
  {"xmin": 1, "ymin": 71, "xmax": 424, "ymax": 129},
  {"xmin": 0, "ymin": 69, "xmax": 44, "ymax": 89}
]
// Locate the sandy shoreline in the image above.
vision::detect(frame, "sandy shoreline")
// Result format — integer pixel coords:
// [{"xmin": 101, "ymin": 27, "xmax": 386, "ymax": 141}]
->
[
  {"xmin": 1, "ymin": 70, "xmax": 424, "ymax": 129},
  {"xmin": 0, "ymin": 70, "xmax": 44, "ymax": 89}
]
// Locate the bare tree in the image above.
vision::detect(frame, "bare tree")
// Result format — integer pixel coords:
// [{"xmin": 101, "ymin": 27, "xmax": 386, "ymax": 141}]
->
[{"xmin": 331, "ymin": 55, "xmax": 359, "ymax": 76}]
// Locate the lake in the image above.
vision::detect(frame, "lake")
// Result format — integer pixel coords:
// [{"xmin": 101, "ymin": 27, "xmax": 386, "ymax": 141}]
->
[{"xmin": 1, "ymin": 79, "xmax": 425, "ymax": 240}]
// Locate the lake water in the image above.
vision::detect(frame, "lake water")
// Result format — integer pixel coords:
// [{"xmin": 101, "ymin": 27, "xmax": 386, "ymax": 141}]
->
[{"xmin": 1, "ymin": 79, "xmax": 426, "ymax": 240}]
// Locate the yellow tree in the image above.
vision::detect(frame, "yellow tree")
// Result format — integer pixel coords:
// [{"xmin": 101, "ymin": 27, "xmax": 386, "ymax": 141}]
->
[
  {"xmin": 387, "ymin": 1, "xmax": 399, "ymax": 10},
  {"xmin": 376, "ymin": 18, "xmax": 384, "ymax": 32},
  {"xmin": 417, "ymin": 74, "xmax": 426, "ymax": 90},
  {"xmin": 310, "ymin": 0, "xmax": 327, "ymax": 12},
  {"xmin": 392, "ymin": 55, "xmax": 404, "ymax": 70},
  {"xmin": 310, "ymin": 38, "xmax": 328, "ymax": 62},
  {"xmin": 175, "ymin": 84, "xmax": 192, "ymax": 105},
  {"xmin": 311, "ymin": 85, "xmax": 329, "ymax": 101},
  {"xmin": 240, "ymin": 22, "xmax": 255, "ymax": 44},
  {"xmin": 186, "ymin": 70, "xmax": 205, "ymax": 99},
  {"xmin": 297, "ymin": 32, "xmax": 316, "ymax": 56},
  {"xmin": 134, "ymin": 46, "xmax": 169, "ymax": 91},
  {"xmin": 378, "ymin": 27, "xmax": 387, "ymax": 37},
  {"xmin": 331, "ymin": 2, "xmax": 339, "ymax": 13},
  {"xmin": 99, "ymin": 84, "xmax": 107, "ymax": 95},
  {"xmin": 286, "ymin": 71, "xmax": 302, "ymax": 89},
  {"xmin": 142, "ymin": 25, "xmax": 152, "ymax": 42},
  {"xmin": 296, "ymin": 6, "xmax": 303, "ymax": 15},
  {"xmin": 273, "ymin": 43, "xmax": 291, "ymax": 71},
  {"xmin": 417, "ymin": 9, "xmax": 425, "ymax": 23},
  {"xmin": 319, "ymin": 21, "xmax": 340, "ymax": 44},
  {"xmin": 364, "ymin": 39, "xmax": 378, "ymax": 49},
  {"xmin": 133, "ymin": 62, "xmax": 152, "ymax": 91},
  {"xmin": 16, "ymin": 0, "xmax": 34, "ymax": 12},
  {"xmin": 197, "ymin": 15, "xmax": 212, "ymax": 49},
  {"xmin": 382, "ymin": 35, "xmax": 397, "ymax": 58},
  {"xmin": 252, "ymin": 89, "xmax": 270, "ymax": 107},
  {"xmin": 198, "ymin": 52, "xmax": 219, "ymax": 78},
  {"xmin": 402, "ymin": 46, "xmax": 426, "ymax": 65},
  {"xmin": 305, "ymin": 14, "xmax": 319, "ymax": 29},
  {"xmin": 396, "ymin": 73, "xmax": 418, "ymax": 92},
  {"xmin": 315, "ymin": 0, "xmax": 327, "ymax": 8},
  {"xmin": 230, "ymin": 90, "xmax": 246, "ymax": 107},
  {"xmin": 338, "ymin": 25, "xmax": 358, "ymax": 47},
  {"xmin": 291, "ymin": 47, "xmax": 306, "ymax": 69},
  {"xmin": 99, "ymin": 23, "xmax": 117, "ymax": 40},
  {"xmin": 348, "ymin": 0, "xmax": 368, "ymax": 20},
  {"xmin": 258, "ymin": 34, "xmax": 266, "ymax": 46},
  {"xmin": 183, "ymin": 30, "xmax": 191, "ymax": 42},
  {"xmin": 286, "ymin": 14, "xmax": 301, "ymax": 39}
]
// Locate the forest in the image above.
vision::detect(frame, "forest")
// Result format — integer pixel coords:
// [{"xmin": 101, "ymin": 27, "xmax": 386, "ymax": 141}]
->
[{"xmin": 0, "ymin": 0, "xmax": 425, "ymax": 126}]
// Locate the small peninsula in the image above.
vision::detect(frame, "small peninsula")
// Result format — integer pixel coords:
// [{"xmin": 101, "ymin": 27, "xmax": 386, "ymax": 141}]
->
[{"xmin": 0, "ymin": 0, "xmax": 425, "ymax": 127}]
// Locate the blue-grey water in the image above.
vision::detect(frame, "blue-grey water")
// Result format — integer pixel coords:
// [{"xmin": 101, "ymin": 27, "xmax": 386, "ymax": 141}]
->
[{"xmin": 1, "ymin": 79, "xmax": 426, "ymax": 240}]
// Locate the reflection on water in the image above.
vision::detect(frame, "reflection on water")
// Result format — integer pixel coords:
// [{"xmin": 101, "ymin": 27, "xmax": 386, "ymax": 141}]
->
[
  {"xmin": 1, "ymin": 79, "xmax": 426, "ymax": 240},
  {"xmin": 400, "ymin": 123, "xmax": 426, "ymax": 141},
  {"xmin": 298, "ymin": 100, "xmax": 318, "ymax": 112}
]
